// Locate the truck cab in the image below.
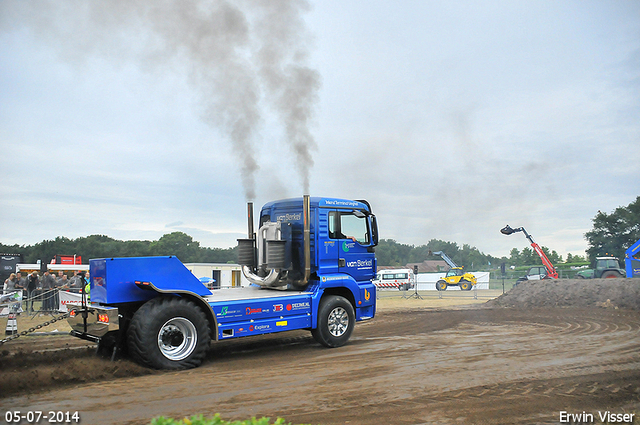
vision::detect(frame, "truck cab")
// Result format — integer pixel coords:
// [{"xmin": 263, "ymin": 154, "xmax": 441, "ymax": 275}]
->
[{"xmin": 238, "ymin": 197, "xmax": 378, "ymax": 288}]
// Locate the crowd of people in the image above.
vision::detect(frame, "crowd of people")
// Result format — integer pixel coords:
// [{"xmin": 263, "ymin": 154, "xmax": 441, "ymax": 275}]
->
[{"xmin": 2, "ymin": 270, "xmax": 86, "ymax": 313}]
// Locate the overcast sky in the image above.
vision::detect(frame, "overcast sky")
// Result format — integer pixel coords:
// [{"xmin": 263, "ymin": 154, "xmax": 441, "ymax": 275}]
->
[{"xmin": 1, "ymin": 0, "xmax": 639, "ymax": 260}]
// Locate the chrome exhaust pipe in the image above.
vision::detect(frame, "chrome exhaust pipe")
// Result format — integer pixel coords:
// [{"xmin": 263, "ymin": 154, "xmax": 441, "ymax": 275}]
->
[
  {"xmin": 303, "ymin": 194, "xmax": 311, "ymax": 284},
  {"xmin": 293, "ymin": 194, "xmax": 311, "ymax": 287},
  {"xmin": 247, "ymin": 202, "xmax": 254, "ymax": 239}
]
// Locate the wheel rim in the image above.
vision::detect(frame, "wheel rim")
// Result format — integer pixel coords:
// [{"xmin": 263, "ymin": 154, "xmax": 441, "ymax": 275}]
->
[
  {"xmin": 157, "ymin": 317, "xmax": 197, "ymax": 361},
  {"xmin": 328, "ymin": 306, "xmax": 349, "ymax": 337}
]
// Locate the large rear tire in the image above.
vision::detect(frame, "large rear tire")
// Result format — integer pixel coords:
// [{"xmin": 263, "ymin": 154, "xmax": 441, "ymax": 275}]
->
[
  {"xmin": 436, "ymin": 280, "xmax": 447, "ymax": 291},
  {"xmin": 127, "ymin": 297, "xmax": 210, "ymax": 370},
  {"xmin": 602, "ymin": 271, "xmax": 622, "ymax": 279},
  {"xmin": 311, "ymin": 295, "xmax": 355, "ymax": 348}
]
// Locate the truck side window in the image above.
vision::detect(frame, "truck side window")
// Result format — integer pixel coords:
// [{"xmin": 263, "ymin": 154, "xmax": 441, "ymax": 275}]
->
[{"xmin": 328, "ymin": 211, "xmax": 370, "ymax": 244}]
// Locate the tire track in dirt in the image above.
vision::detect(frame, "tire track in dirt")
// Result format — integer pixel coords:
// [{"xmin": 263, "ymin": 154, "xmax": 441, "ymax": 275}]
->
[{"xmin": 1, "ymin": 307, "xmax": 639, "ymax": 425}]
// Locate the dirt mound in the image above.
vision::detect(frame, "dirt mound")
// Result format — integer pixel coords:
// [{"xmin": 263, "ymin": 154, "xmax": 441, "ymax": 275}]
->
[{"xmin": 487, "ymin": 278, "xmax": 640, "ymax": 310}]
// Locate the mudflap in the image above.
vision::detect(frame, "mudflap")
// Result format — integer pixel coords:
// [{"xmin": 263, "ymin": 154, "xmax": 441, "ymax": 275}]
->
[{"xmin": 96, "ymin": 330, "xmax": 127, "ymax": 361}]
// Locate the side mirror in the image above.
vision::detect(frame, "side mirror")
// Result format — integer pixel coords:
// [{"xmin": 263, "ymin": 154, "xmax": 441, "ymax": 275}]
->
[{"xmin": 369, "ymin": 215, "xmax": 379, "ymax": 247}]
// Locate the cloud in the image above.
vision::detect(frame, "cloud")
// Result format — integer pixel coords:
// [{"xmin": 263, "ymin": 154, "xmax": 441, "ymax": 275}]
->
[{"xmin": 0, "ymin": 0, "xmax": 638, "ymax": 260}]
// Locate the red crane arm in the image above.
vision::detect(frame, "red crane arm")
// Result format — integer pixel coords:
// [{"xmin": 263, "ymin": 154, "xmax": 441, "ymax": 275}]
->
[
  {"xmin": 530, "ymin": 242, "xmax": 559, "ymax": 279},
  {"xmin": 500, "ymin": 225, "xmax": 559, "ymax": 279}
]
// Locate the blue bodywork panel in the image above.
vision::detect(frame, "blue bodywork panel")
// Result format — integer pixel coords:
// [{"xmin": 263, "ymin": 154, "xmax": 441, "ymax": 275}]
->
[
  {"xmin": 625, "ymin": 238, "xmax": 640, "ymax": 278},
  {"xmin": 211, "ymin": 291, "xmax": 313, "ymax": 339},
  {"xmin": 91, "ymin": 256, "xmax": 211, "ymax": 304}
]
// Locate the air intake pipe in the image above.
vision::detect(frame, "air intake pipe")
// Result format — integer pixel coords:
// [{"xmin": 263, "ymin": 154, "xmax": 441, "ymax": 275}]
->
[
  {"xmin": 239, "ymin": 201, "xmax": 281, "ymax": 287},
  {"xmin": 238, "ymin": 195, "xmax": 311, "ymax": 288}
]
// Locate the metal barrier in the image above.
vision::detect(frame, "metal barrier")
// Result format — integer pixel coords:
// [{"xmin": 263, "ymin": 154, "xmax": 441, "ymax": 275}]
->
[{"xmin": 377, "ymin": 288, "xmax": 504, "ymax": 302}]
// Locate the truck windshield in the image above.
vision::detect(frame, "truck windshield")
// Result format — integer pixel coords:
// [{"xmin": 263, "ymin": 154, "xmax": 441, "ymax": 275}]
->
[
  {"xmin": 597, "ymin": 259, "xmax": 618, "ymax": 269},
  {"xmin": 329, "ymin": 211, "xmax": 370, "ymax": 244}
]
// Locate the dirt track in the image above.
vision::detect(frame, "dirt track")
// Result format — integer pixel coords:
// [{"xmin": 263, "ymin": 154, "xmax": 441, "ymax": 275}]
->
[{"xmin": 1, "ymin": 280, "xmax": 640, "ymax": 425}]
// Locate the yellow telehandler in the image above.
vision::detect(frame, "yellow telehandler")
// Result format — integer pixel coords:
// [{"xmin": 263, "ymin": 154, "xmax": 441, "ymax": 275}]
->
[{"xmin": 432, "ymin": 251, "xmax": 477, "ymax": 291}]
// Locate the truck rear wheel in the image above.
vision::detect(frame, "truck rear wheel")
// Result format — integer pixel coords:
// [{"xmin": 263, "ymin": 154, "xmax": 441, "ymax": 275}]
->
[
  {"xmin": 459, "ymin": 280, "xmax": 472, "ymax": 291},
  {"xmin": 311, "ymin": 295, "xmax": 354, "ymax": 348},
  {"xmin": 127, "ymin": 297, "xmax": 210, "ymax": 370},
  {"xmin": 436, "ymin": 280, "xmax": 447, "ymax": 291},
  {"xmin": 602, "ymin": 271, "xmax": 622, "ymax": 278}
]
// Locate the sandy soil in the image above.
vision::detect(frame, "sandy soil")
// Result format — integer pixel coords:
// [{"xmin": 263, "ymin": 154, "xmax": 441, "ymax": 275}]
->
[{"xmin": 1, "ymin": 279, "xmax": 639, "ymax": 425}]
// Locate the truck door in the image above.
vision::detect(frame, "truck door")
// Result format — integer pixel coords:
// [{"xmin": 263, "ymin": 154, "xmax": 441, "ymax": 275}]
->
[
  {"xmin": 319, "ymin": 210, "xmax": 340, "ymax": 274},
  {"xmin": 329, "ymin": 210, "xmax": 376, "ymax": 282}
]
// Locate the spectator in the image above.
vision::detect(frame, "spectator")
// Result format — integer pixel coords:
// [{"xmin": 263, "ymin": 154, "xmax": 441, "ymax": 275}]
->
[
  {"xmin": 69, "ymin": 271, "xmax": 83, "ymax": 293},
  {"xmin": 25, "ymin": 271, "xmax": 39, "ymax": 313},
  {"xmin": 3, "ymin": 273, "xmax": 18, "ymax": 294},
  {"xmin": 56, "ymin": 271, "xmax": 69, "ymax": 289},
  {"xmin": 16, "ymin": 272, "xmax": 26, "ymax": 290},
  {"xmin": 42, "ymin": 271, "xmax": 57, "ymax": 311}
]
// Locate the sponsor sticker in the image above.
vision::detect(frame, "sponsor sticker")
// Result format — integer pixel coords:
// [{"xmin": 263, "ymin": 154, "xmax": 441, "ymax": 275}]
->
[
  {"xmin": 217, "ymin": 306, "xmax": 243, "ymax": 318},
  {"xmin": 276, "ymin": 213, "xmax": 301, "ymax": 222},
  {"xmin": 286, "ymin": 302, "xmax": 310, "ymax": 311},
  {"xmin": 322, "ymin": 200, "xmax": 360, "ymax": 208},
  {"xmin": 342, "ymin": 241, "xmax": 355, "ymax": 252},
  {"xmin": 252, "ymin": 324, "xmax": 270, "ymax": 331},
  {"xmin": 346, "ymin": 259, "xmax": 374, "ymax": 268},
  {"xmin": 246, "ymin": 307, "xmax": 263, "ymax": 315},
  {"xmin": 322, "ymin": 276, "xmax": 345, "ymax": 282}
]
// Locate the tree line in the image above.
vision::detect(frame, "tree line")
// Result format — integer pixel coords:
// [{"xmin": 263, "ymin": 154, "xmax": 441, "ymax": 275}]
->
[
  {"xmin": 2, "ymin": 196, "xmax": 637, "ymax": 270},
  {"xmin": 377, "ymin": 238, "xmax": 580, "ymax": 271},
  {"xmin": 0, "ymin": 232, "xmax": 237, "ymax": 265},
  {"xmin": 0, "ymin": 233, "xmax": 575, "ymax": 272}
]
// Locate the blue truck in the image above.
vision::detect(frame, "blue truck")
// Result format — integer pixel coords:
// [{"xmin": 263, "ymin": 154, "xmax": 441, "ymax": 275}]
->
[{"xmin": 67, "ymin": 195, "xmax": 379, "ymax": 369}]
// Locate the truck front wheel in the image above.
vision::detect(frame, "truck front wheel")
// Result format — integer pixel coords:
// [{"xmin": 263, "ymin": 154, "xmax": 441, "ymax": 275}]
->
[
  {"xmin": 459, "ymin": 280, "xmax": 472, "ymax": 291},
  {"xmin": 312, "ymin": 295, "xmax": 355, "ymax": 348},
  {"xmin": 127, "ymin": 297, "xmax": 210, "ymax": 370},
  {"xmin": 436, "ymin": 280, "xmax": 447, "ymax": 291}
]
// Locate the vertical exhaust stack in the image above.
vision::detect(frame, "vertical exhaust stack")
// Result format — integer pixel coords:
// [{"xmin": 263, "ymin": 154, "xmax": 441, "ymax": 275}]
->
[
  {"xmin": 289, "ymin": 194, "xmax": 311, "ymax": 289},
  {"xmin": 247, "ymin": 202, "xmax": 254, "ymax": 239},
  {"xmin": 301, "ymin": 194, "xmax": 311, "ymax": 286},
  {"xmin": 237, "ymin": 202, "xmax": 257, "ymax": 271}
]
